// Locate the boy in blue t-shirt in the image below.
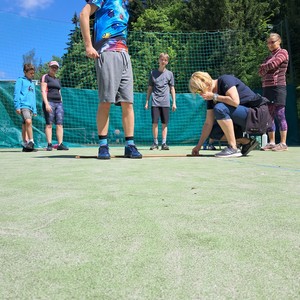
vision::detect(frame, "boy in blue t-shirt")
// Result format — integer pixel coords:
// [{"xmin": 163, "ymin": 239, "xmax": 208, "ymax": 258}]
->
[{"xmin": 80, "ymin": 0, "xmax": 142, "ymax": 159}]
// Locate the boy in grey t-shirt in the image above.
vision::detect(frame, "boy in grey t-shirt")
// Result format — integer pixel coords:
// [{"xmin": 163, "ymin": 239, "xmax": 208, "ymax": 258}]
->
[{"xmin": 145, "ymin": 53, "xmax": 176, "ymax": 150}]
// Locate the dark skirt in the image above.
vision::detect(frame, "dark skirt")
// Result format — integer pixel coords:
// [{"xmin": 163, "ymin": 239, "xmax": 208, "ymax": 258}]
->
[{"xmin": 262, "ymin": 86, "xmax": 287, "ymax": 106}]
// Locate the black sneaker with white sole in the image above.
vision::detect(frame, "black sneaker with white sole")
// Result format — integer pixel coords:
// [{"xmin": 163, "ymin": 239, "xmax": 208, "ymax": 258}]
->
[
  {"xmin": 46, "ymin": 143, "xmax": 53, "ymax": 151},
  {"xmin": 241, "ymin": 138, "xmax": 259, "ymax": 156},
  {"xmin": 23, "ymin": 141, "xmax": 34, "ymax": 152},
  {"xmin": 161, "ymin": 143, "xmax": 169, "ymax": 150},
  {"xmin": 149, "ymin": 143, "xmax": 159, "ymax": 150},
  {"xmin": 57, "ymin": 143, "xmax": 69, "ymax": 150}
]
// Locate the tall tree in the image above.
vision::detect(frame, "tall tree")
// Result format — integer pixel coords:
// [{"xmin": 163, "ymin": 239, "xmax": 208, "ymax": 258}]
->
[
  {"xmin": 22, "ymin": 49, "xmax": 38, "ymax": 68},
  {"xmin": 59, "ymin": 13, "xmax": 97, "ymax": 89}
]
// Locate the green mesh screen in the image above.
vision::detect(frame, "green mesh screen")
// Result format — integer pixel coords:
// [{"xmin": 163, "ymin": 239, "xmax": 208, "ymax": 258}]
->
[{"xmin": 0, "ymin": 81, "xmax": 206, "ymax": 148}]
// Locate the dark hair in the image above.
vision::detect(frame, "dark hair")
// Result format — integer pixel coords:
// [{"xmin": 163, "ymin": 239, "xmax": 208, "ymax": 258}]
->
[{"xmin": 23, "ymin": 64, "xmax": 35, "ymax": 73}]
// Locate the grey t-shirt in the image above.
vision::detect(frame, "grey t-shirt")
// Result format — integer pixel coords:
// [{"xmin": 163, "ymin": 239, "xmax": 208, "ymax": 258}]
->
[{"xmin": 148, "ymin": 69, "xmax": 174, "ymax": 107}]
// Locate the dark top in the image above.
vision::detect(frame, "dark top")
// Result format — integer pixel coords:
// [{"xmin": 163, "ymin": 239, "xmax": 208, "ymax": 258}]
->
[
  {"xmin": 41, "ymin": 74, "xmax": 62, "ymax": 102},
  {"xmin": 207, "ymin": 75, "xmax": 256, "ymax": 110}
]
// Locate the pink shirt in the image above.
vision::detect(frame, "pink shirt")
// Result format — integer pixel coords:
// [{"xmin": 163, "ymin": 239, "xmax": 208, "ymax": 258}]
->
[{"xmin": 259, "ymin": 48, "xmax": 289, "ymax": 87}]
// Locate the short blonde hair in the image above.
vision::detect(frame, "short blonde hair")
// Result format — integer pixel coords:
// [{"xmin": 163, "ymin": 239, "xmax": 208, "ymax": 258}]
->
[
  {"xmin": 159, "ymin": 52, "xmax": 169, "ymax": 61},
  {"xmin": 189, "ymin": 71, "xmax": 213, "ymax": 94},
  {"xmin": 268, "ymin": 33, "xmax": 281, "ymax": 43}
]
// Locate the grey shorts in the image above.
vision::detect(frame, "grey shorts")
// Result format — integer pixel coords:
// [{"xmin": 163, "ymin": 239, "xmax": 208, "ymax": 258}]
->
[
  {"xmin": 21, "ymin": 108, "xmax": 33, "ymax": 123},
  {"xmin": 95, "ymin": 51, "xmax": 133, "ymax": 106}
]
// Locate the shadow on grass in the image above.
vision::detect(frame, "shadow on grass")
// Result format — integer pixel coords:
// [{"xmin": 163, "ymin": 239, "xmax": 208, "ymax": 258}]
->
[
  {"xmin": 34, "ymin": 155, "xmax": 79, "ymax": 159},
  {"xmin": 33, "ymin": 154, "xmax": 216, "ymax": 159},
  {"xmin": 0, "ymin": 150, "xmax": 23, "ymax": 153}
]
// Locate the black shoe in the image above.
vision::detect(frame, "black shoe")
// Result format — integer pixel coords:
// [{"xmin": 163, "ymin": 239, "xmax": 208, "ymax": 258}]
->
[
  {"xmin": 22, "ymin": 146, "xmax": 33, "ymax": 152},
  {"xmin": 23, "ymin": 141, "xmax": 34, "ymax": 152},
  {"xmin": 149, "ymin": 143, "xmax": 159, "ymax": 150},
  {"xmin": 161, "ymin": 143, "xmax": 169, "ymax": 150},
  {"xmin": 46, "ymin": 143, "xmax": 53, "ymax": 151},
  {"xmin": 241, "ymin": 138, "xmax": 259, "ymax": 156},
  {"xmin": 57, "ymin": 143, "xmax": 69, "ymax": 150}
]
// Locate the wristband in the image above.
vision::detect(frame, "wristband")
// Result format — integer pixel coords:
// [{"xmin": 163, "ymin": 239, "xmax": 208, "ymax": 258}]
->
[{"xmin": 213, "ymin": 93, "xmax": 218, "ymax": 103}]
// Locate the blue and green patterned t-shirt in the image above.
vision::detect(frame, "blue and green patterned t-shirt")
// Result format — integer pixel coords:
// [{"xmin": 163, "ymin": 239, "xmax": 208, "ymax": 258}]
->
[{"xmin": 87, "ymin": 0, "xmax": 129, "ymax": 53}]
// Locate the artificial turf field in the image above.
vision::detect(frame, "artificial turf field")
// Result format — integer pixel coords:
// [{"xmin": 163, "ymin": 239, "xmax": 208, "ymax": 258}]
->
[{"xmin": 0, "ymin": 146, "xmax": 299, "ymax": 299}]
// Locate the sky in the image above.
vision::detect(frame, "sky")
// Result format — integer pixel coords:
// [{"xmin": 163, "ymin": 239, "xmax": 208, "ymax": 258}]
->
[
  {"xmin": 0, "ymin": 0, "xmax": 85, "ymax": 23},
  {"xmin": 0, "ymin": 0, "xmax": 87, "ymax": 80}
]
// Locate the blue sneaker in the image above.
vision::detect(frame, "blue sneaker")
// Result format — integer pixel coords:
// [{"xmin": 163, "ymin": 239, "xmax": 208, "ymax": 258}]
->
[
  {"xmin": 97, "ymin": 145, "xmax": 110, "ymax": 159},
  {"xmin": 124, "ymin": 145, "xmax": 142, "ymax": 159}
]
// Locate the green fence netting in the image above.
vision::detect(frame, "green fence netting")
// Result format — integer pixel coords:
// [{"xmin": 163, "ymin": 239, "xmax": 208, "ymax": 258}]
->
[
  {"xmin": 0, "ymin": 81, "xmax": 207, "ymax": 148},
  {"xmin": 1, "ymin": 81, "xmax": 299, "ymax": 148},
  {"xmin": 0, "ymin": 12, "xmax": 299, "ymax": 147}
]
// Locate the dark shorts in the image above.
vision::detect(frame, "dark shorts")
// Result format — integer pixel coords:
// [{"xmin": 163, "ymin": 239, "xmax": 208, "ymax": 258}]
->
[
  {"xmin": 263, "ymin": 86, "xmax": 287, "ymax": 106},
  {"xmin": 43, "ymin": 102, "xmax": 64, "ymax": 125},
  {"xmin": 151, "ymin": 106, "xmax": 170, "ymax": 124},
  {"xmin": 210, "ymin": 122, "xmax": 244, "ymax": 140},
  {"xmin": 21, "ymin": 108, "xmax": 33, "ymax": 124}
]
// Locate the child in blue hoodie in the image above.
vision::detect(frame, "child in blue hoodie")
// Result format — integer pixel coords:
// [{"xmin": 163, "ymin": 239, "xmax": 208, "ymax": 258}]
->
[{"xmin": 14, "ymin": 64, "xmax": 37, "ymax": 151}]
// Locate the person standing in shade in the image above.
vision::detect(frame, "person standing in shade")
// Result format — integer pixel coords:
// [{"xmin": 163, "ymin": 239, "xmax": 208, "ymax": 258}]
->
[
  {"xmin": 41, "ymin": 61, "xmax": 69, "ymax": 151},
  {"xmin": 259, "ymin": 33, "xmax": 289, "ymax": 151},
  {"xmin": 145, "ymin": 53, "xmax": 176, "ymax": 150},
  {"xmin": 80, "ymin": 0, "xmax": 142, "ymax": 159},
  {"xmin": 14, "ymin": 63, "xmax": 37, "ymax": 152}
]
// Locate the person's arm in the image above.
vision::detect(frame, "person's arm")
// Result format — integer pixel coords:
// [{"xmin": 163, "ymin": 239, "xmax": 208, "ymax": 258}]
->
[
  {"xmin": 202, "ymin": 86, "xmax": 240, "ymax": 108},
  {"xmin": 192, "ymin": 109, "xmax": 214, "ymax": 155},
  {"xmin": 13, "ymin": 78, "xmax": 21, "ymax": 113},
  {"xmin": 145, "ymin": 85, "xmax": 152, "ymax": 110},
  {"xmin": 258, "ymin": 55, "xmax": 271, "ymax": 76},
  {"xmin": 33, "ymin": 86, "xmax": 37, "ymax": 115},
  {"xmin": 40, "ymin": 80, "xmax": 52, "ymax": 112},
  {"xmin": 58, "ymin": 80, "xmax": 63, "ymax": 102},
  {"xmin": 260, "ymin": 49, "xmax": 289, "ymax": 73},
  {"xmin": 258, "ymin": 66, "xmax": 267, "ymax": 77},
  {"xmin": 170, "ymin": 86, "xmax": 176, "ymax": 112},
  {"xmin": 80, "ymin": 4, "xmax": 99, "ymax": 59}
]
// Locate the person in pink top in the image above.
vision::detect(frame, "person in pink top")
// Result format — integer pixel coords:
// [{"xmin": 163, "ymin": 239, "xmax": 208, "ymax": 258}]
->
[{"xmin": 259, "ymin": 33, "xmax": 289, "ymax": 151}]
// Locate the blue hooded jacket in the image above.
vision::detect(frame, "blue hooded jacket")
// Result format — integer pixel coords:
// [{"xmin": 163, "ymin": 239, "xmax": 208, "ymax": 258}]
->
[{"xmin": 13, "ymin": 76, "xmax": 37, "ymax": 114}]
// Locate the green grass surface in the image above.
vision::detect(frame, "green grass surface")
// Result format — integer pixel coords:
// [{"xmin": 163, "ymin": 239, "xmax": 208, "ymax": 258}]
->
[{"xmin": 1, "ymin": 146, "xmax": 300, "ymax": 299}]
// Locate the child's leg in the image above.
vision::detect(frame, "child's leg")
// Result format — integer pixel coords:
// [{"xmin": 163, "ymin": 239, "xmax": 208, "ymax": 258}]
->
[
  {"xmin": 24, "ymin": 118, "xmax": 33, "ymax": 141},
  {"xmin": 162, "ymin": 123, "xmax": 168, "ymax": 144},
  {"xmin": 152, "ymin": 123, "xmax": 158, "ymax": 143},
  {"xmin": 22, "ymin": 123, "xmax": 28, "ymax": 145},
  {"xmin": 161, "ymin": 107, "xmax": 170, "ymax": 145}
]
